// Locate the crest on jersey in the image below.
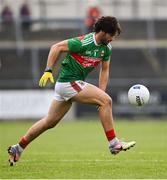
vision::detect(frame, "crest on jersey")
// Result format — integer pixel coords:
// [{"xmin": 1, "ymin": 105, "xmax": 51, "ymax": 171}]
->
[{"xmin": 101, "ymin": 50, "xmax": 105, "ymax": 57}]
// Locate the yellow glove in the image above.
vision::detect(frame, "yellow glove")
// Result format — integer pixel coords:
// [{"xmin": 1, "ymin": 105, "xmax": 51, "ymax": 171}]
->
[{"xmin": 39, "ymin": 72, "xmax": 54, "ymax": 87}]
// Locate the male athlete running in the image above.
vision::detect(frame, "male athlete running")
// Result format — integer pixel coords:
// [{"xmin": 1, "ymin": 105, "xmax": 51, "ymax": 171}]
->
[{"xmin": 8, "ymin": 16, "xmax": 136, "ymax": 166}]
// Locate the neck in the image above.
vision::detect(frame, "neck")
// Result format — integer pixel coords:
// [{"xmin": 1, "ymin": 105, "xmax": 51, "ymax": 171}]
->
[{"xmin": 95, "ymin": 32, "xmax": 102, "ymax": 45}]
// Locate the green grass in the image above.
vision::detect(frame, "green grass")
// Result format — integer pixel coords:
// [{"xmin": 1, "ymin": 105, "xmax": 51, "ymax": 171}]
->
[{"xmin": 0, "ymin": 119, "xmax": 167, "ymax": 179}]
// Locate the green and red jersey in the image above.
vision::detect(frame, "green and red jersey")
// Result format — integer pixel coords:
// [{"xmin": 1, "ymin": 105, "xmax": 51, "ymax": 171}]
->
[{"xmin": 57, "ymin": 32, "xmax": 112, "ymax": 82}]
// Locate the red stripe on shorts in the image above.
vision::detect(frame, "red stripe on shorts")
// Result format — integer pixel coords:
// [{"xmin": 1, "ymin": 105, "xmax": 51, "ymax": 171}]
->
[{"xmin": 70, "ymin": 81, "xmax": 82, "ymax": 92}]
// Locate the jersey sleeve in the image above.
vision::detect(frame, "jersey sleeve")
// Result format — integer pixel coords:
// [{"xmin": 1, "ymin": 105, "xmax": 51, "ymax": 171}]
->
[
  {"xmin": 103, "ymin": 44, "xmax": 112, "ymax": 61},
  {"xmin": 68, "ymin": 37, "xmax": 82, "ymax": 53}
]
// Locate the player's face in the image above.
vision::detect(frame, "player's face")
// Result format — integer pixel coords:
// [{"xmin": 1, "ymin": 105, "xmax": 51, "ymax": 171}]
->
[{"xmin": 101, "ymin": 33, "xmax": 117, "ymax": 45}]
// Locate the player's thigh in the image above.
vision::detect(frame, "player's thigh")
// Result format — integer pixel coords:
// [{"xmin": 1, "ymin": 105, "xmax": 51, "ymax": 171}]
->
[
  {"xmin": 47, "ymin": 99, "xmax": 72, "ymax": 121},
  {"xmin": 71, "ymin": 83, "xmax": 111, "ymax": 106}
]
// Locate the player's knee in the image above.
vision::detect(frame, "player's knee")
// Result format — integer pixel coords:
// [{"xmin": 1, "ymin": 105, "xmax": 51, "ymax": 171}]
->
[
  {"xmin": 106, "ymin": 96, "xmax": 112, "ymax": 106},
  {"xmin": 102, "ymin": 96, "xmax": 112, "ymax": 107}
]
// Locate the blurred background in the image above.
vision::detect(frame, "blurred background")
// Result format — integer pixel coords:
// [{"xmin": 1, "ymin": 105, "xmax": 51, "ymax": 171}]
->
[{"xmin": 0, "ymin": 0, "xmax": 167, "ymax": 120}]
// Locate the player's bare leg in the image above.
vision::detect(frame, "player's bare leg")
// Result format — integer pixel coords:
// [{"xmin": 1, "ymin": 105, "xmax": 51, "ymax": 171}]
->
[
  {"xmin": 71, "ymin": 83, "xmax": 136, "ymax": 155},
  {"xmin": 8, "ymin": 100, "xmax": 72, "ymax": 166},
  {"xmin": 23, "ymin": 100, "xmax": 72, "ymax": 142},
  {"xmin": 72, "ymin": 83, "xmax": 115, "ymax": 131}
]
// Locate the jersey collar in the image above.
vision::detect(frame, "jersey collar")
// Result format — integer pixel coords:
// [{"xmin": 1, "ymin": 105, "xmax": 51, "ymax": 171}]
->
[{"xmin": 93, "ymin": 33, "xmax": 100, "ymax": 46}]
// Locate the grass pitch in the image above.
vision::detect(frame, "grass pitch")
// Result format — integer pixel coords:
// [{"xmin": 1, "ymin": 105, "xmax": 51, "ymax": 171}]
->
[{"xmin": 0, "ymin": 118, "xmax": 167, "ymax": 179}]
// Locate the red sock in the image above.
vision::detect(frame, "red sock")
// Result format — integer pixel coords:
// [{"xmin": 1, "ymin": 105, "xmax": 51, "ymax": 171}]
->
[
  {"xmin": 19, "ymin": 136, "xmax": 29, "ymax": 149},
  {"xmin": 105, "ymin": 129, "xmax": 116, "ymax": 141}
]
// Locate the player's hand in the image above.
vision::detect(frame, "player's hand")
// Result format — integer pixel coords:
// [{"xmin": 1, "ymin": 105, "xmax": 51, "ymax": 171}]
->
[{"xmin": 39, "ymin": 72, "xmax": 54, "ymax": 87}]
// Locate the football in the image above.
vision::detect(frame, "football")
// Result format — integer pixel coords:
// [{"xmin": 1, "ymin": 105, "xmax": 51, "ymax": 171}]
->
[{"xmin": 128, "ymin": 84, "xmax": 150, "ymax": 106}]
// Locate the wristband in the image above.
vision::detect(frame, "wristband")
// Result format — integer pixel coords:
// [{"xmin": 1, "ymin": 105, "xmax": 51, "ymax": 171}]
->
[{"xmin": 45, "ymin": 67, "xmax": 52, "ymax": 73}]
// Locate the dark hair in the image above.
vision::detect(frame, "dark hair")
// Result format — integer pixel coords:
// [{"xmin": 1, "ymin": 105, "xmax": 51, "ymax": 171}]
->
[{"xmin": 94, "ymin": 16, "xmax": 121, "ymax": 36}]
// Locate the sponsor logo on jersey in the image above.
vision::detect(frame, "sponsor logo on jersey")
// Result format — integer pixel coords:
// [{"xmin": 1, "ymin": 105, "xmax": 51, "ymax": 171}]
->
[{"xmin": 71, "ymin": 53, "xmax": 102, "ymax": 68}]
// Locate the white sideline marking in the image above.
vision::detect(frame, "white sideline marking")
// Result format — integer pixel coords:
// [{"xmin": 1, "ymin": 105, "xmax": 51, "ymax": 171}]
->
[
  {"xmin": 24, "ymin": 159, "xmax": 165, "ymax": 163},
  {"xmin": 53, "ymin": 159, "xmax": 164, "ymax": 162}
]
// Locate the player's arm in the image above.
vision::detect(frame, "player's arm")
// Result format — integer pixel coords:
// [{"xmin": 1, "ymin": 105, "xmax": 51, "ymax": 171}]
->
[
  {"xmin": 46, "ymin": 36, "xmax": 82, "ymax": 70},
  {"xmin": 46, "ymin": 40, "xmax": 69, "ymax": 70},
  {"xmin": 99, "ymin": 59, "xmax": 110, "ymax": 91},
  {"xmin": 39, "ymin": 40, "xmax": 69, "ymax": 87}
]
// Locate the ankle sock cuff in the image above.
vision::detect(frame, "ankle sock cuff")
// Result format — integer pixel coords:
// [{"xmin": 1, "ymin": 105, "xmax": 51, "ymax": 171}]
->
[{"xmin": 105, "ymin": 129, "xmax": 116, "ymax": 141}]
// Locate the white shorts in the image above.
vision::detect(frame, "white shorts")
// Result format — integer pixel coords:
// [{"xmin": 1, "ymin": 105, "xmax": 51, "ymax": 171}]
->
[{"xmin": 54, "ymin": 80, "xmax": 88, "ymax": 101}]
